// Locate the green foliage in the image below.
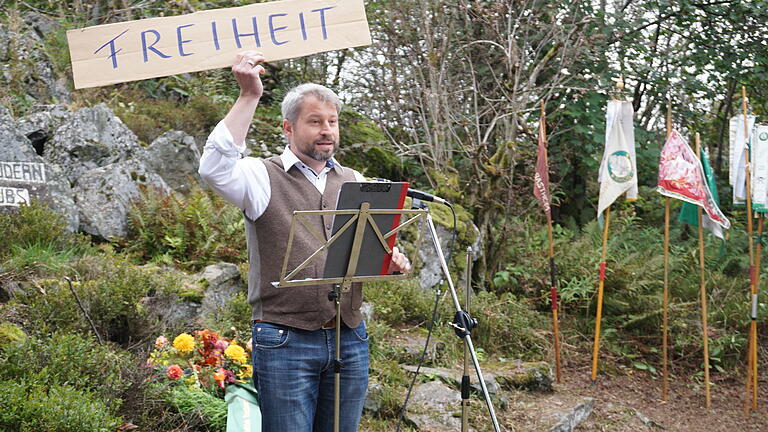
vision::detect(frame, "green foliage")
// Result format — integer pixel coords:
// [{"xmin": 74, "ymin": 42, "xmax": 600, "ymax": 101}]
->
[
  {"xmin": 336, "ymin": 109, "xmax": 406, "ymax": 180},
  {"xmin": 164, "ymin": 384, "xmax": 228, "ymax": 431},
  {"xmin": 0, "ymin": 381, "xmax": 121, "ymax": 432},
  {"xmin": 4, "ymin": 241, "xmax": 81, "ymax": 276},
  {"xmin": 0, "ymin": 331, "xmax": 129, "ymax": 407},
  {"xmin": 0, "ymin": 201, "xmax": 91, "ymax": 262},
  {"xmin": 10, "ymin": 257, "xmax": 182, "ymax": 344},
  {"xmin": 0, "ymin": 322, "xmax": 25, "ymax": 346},
  {"xmin": 125, "ymin": 185, "xmax": 247, "ymax": 270},
  {"xmin": 551, "ymin": 214, "xmax": 760, "ymax": 369},
  {"xmin": 470, "ymin": 291, "xmax": 548, "ymax": 359},
  {"xmin": 364, "ymin": 279, "xmax": 435, "ymax": 327},
  {"xmin": 111, "ymin": 91, "xmax": 229, "ymax": 144},
  {"xmin": 202, "ymin": 291, "xmax": 253, "ymax": 337}
]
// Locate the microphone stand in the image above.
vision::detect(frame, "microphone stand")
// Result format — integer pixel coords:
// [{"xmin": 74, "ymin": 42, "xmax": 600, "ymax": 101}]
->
[
  {"xmin": 461, "ymin": 246, "xmax": 473, "ymax": 432},
  {"xmin": 414, "ymin": 198, "xmax": 502, "ymax": 432}
]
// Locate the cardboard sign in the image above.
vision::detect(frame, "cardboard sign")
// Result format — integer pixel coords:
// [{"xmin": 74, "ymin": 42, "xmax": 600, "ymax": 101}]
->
[{"xmin": 66, "ymin": 0, "xmax": 371, "ymax": 89}]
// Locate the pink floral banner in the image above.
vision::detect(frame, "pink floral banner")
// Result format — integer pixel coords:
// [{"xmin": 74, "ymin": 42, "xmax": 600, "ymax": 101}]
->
[{"xmin": 657, "ymin": 129, "xmax": 730, "ymax": 229}]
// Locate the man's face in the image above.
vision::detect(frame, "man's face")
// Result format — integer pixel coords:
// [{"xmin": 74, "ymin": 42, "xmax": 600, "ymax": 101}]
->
[{"xmin": 283, "ymin": 96, "xmax": 339, "ymax": 166}]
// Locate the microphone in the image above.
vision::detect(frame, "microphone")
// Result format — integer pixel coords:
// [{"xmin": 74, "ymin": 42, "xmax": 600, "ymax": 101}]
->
[{"xmin": 407, "ymin": 188, "xmax": 450, "ymax": 205}]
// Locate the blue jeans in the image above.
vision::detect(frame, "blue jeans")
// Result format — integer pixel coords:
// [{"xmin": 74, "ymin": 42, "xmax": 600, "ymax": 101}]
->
[{"xmin": 251, "ymin": 321, "xmax": 369, "ymax": 432}]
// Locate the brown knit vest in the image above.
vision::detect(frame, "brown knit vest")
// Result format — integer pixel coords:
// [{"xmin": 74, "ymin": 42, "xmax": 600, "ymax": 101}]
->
[{"xmin": 245, "ymin": 157, "xmax": 362, "ymax": 330}]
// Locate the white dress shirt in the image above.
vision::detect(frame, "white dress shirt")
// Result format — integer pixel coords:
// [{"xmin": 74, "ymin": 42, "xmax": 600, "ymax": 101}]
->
[{"xmin": 199, "ymin": 121, "xmax": 365, "ymax": 221}]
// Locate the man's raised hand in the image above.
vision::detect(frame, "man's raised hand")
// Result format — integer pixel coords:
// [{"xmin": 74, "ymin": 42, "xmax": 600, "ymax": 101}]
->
[{"xmin": 232, "ymin": 51, "xmax": 266, "ymax": 99}]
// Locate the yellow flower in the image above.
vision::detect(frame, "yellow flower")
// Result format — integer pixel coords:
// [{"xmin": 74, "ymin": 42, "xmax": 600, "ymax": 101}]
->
[
  {"xmin": 173, "ymin": 333, "xmax": 195, "ymax": 354},
  {"xmin": 237, "ymin": 364, "xmax": 253, "ymax": 379},
  {"xmin": 224, "ymin": 343, "xmax": 248, "ymax": 364}
]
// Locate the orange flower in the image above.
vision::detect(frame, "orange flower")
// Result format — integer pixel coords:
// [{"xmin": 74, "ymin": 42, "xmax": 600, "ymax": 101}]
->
[
  {"xmin": 213, "ymin": 368, "xmax": 227, "ymax": 389},
  {"xmin": 166, "ymin": 364, "xmax": 184, "ymax": 380}
]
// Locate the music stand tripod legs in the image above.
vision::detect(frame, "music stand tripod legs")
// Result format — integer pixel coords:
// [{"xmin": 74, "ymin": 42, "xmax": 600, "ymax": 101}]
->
[{"xmin": 417, "ymin": 199, "xmax": 502, "ymax": 432}]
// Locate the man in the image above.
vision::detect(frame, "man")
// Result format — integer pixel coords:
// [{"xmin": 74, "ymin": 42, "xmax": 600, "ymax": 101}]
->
[{"xmin": 198, "ymin": 50, "xmax": 410, "ymax": 431}]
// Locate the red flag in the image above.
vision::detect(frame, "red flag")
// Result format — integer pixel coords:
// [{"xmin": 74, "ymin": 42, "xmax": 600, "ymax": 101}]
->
[
  {"xmin": 534, "ymin": 116, "xmax": 552, "ymax": 222},
  {"xmin": 657, "ymin": 129, "xmax": 730, "ymax": 229}
]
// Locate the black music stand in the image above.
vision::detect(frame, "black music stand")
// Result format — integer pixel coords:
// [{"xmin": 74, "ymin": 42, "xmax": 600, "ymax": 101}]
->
[{"xmin": 273, "ymin": 181, "xmax": 427, "ymax": 432}]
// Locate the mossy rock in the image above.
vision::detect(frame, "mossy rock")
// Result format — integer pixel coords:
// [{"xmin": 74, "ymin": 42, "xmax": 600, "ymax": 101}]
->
[
  {"xmin": 179, "ymin": 285, "xmax": 205, "ymax": 303},
  {"xmin": 337, "ymin": 110, "xmax": 404, "ymax": 180},
  {"xmin": 490, "ymin": 360, "xmax": 553, "ymax": 392},
  {"xmin": 340, "ymin": 110, "xmax": 388, "ymax": 143}
]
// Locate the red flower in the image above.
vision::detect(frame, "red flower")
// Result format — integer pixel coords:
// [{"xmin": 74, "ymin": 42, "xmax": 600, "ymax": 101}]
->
[{"xmin": 166, "ymin": 364, "xmax": 184, "ymax": 380}]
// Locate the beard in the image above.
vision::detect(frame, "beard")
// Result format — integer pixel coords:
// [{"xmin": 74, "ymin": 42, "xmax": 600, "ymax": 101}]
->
[{"xmin": 305, "ymin": 138, "xmax": 338, "ymax": 162}]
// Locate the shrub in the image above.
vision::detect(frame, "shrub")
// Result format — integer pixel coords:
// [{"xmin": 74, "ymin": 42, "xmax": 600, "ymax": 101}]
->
[
  {"xmin": 125, "ymin": 184, "xmax": 247, "ymax": 270},
  {"xmin": 0, "ymin": 331, "xmax": 129, "ymax": 407},
  {"xmin": 364, "ymin": 279, "xmax": 435, "ymax": 327},
  {"xmin": 11, "ymin": 257, "xmax": 183, "ymax": 343},
  {"xmin": 0, "ymin": 201, "xmax": 91, "ymax": 262},
  {"xmin": 470, "ymin": 291, "xmax": 548, "ymax": 359},
  {"xmin": 0, "ymin": 381, "xmax": 121, "ymax": 432}
]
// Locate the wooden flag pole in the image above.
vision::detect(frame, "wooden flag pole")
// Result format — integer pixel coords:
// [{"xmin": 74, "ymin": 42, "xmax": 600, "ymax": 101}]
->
[
  {"xmin": 591, "ymin": 206, "xmax": 611, "ymax": 384},
  {"xmin": 754, "ymin": 215, "xmax": 763, "ymax": 410},
  {"xmin": 592, "ymin": 76, "xmax": 626, "ymax": 384},
  {"xmin": 741, "ymin": 86, "xmax": 758, "ymax": 413},
  {"xmin": 662, "ymin": 101, "xmax": 672, "ymax": 402},
  {"xmin": 695, "ymin": 133, "xmax": 712, "ymax": 409},
  {"xmin": 541, "ymin": 100, "xmax": 562, "ymax": 384}
]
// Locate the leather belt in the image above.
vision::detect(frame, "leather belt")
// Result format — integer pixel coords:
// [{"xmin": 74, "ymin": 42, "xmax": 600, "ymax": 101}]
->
[{"xmin": 321, "ymin": 316, "xmax": 339, "ymax": 330}]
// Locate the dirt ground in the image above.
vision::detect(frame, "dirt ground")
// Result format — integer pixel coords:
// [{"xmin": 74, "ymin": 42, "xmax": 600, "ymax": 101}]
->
[
  {"xmin": 504, "ymin": 360, "xmax": 768, "ymax": 432},
  {"xmin": 567, "ymin": 367, "xmax": 768, "ymax": 431}
]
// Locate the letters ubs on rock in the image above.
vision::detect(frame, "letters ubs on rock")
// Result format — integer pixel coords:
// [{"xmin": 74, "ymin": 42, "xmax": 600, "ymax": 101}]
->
[{"xmin": 0, "ymin": 162, "xmax": 46, "ymax": 207}]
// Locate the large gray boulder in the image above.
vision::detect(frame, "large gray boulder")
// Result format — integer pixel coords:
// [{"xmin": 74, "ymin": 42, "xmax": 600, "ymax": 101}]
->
[
  {"xmin": 401, "ymin": 364, "xmax": 501, "ymax": 395},
  {"xmin": 404, "ymin": 380, "xmax": 465, "ymax": 431},
  {"xmin": 0, "ymin": 107, "xmax": 77, "ymax": 230},
  {"xmin": 17, "ymin": 104, "xmax": 72, "ymax": 156},
  {"xmin": 73, "ymin": 159, "xmax": 169, "ymax": 239},
  {"xmin": 137, "ymin": 130, "xmax": 203, "ymax": 193},
  {"xmin": 0, "ymin": 112, "xmax": 37, "ymax": 161},
  {"xmin": 46, "ymin": 104, "xmax": 141, "ymax": 185}
]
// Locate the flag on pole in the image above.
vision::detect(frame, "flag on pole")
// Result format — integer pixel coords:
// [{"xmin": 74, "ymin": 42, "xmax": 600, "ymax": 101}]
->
[
  {"xmin": 678, "ymin": 146, "xmax": 729, "ymax": 239},
  {"xmin": 597, "ymin": 100, "xmax": 637, "ymax": 219},
  {"xmin": 534, "ymin": 114, "xmax": 552, "ymax": 222},
  {"xmin": 751, "ymin": 124, "xmax": 768, "ymax": 213},
  {"xmin": 729, "ymin": 114, "xmax": 756, "ymax": 205},
  {"xmin": 658, "ymin": 129, "xmax": 730, "ymax": 234}
]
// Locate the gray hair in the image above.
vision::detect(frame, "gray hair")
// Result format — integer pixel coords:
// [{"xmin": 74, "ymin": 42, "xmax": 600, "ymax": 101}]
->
[{"xmin": 281, "ymin": 83, "xmax": 342, "ymax": 124}]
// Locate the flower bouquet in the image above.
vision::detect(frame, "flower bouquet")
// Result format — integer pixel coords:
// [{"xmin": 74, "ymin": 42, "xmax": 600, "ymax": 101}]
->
[{"xmin": 147, "ymin": 329, "xmax": 261, "ymax": 432}]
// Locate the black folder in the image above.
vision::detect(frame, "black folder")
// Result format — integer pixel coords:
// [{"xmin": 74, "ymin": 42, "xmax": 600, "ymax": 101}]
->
[{"xmin": 323, "ymin": 181, "xmax": 409, "ymax": 278}]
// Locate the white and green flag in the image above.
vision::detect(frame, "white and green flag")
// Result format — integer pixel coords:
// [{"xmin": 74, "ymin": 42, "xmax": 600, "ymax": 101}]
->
[
  {"xmin": 752, "ymin": 124, "xmax": 768, "ymax": 213},
  {"xmin": 597, "ymin": 100, "xmax": 637, "ymax": 219},
  {"xmin": 729, "ymin": 114, "xmax": 756, "ymax": 205}
]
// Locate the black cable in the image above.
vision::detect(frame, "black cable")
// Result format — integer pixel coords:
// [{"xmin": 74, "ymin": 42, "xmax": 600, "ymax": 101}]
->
[{"xmin": 395, "ymin": 202, "xmax": 459, "ymax": 431}]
